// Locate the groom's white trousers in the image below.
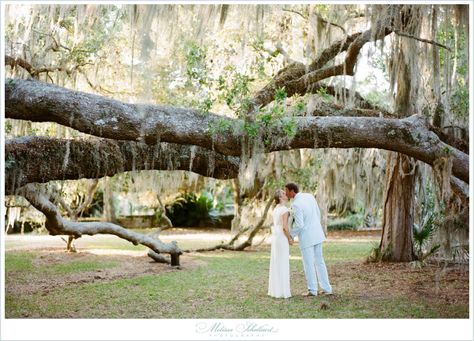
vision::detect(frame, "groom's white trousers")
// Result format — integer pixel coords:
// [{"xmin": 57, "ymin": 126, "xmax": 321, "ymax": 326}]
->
[{"xmin": 301, "ymin": 243, "xmax": 332, "ymax": 295}]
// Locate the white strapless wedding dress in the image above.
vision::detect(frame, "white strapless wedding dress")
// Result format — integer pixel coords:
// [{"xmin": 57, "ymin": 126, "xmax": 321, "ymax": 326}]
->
[{"xmin": 268, "ymin": 205, "xmax": 291, "ymax": 298}]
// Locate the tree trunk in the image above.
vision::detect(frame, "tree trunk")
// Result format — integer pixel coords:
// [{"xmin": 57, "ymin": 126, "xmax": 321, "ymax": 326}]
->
[
  {"xmin": 379, "ymin": 152, "xmax": 416, "ymax": 261},
  {"xmin": 316, "ymin": 182, "xmax": 328, "ymax": 235},
  {"xmin": 103, "ymin": 177, "xmax": 117, "ymax": 223},
  {"xmin": 379, "ymin": 10, "xmax": 420, "ymax": 262},
  {"xmin": 230, "ymin": 179, "xmax": 242, "ymax": 233},
  {"xmin": 156, "ymin": 193, "xmax": 173, "ymax": 229}
]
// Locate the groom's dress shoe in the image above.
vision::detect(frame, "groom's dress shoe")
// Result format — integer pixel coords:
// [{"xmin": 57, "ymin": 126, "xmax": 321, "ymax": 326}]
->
[
  {"xmin": 318, "ymin": 291, "xmax": 333, "ymax": 296},
  {"xmin": 302, "ymin": 291, "xmax": 317, "ymax": 297}
]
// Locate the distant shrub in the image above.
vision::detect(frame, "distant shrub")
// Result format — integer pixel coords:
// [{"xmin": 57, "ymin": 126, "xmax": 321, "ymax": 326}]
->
[
  {"xmin": 327, "ymin": 214, "xmax": 363, "ymax": 231},
  {"xmin": 166, "ymin": 192, "xmax": 219, "ymax": 227}
]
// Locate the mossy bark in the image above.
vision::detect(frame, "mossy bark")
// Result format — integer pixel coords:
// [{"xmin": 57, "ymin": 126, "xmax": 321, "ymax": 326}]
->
[
  {"xmin": 379, "ymin": 10, "xmax": 419, "ymax": 262},
  {"xmin": 380, "ymin": 152, "xmax": 416, "ymax": 261}
]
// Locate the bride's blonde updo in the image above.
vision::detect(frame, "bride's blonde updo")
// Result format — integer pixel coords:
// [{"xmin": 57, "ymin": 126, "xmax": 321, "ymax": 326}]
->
[{"xmin": 274, "ymin": 189, "xmax": 284, "ymax": 205}]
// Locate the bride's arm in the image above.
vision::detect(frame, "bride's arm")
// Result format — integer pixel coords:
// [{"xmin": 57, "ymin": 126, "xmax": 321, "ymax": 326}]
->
[{"xmin": 281, "ymin": 212, "xmax": 293, "ymax": 244}]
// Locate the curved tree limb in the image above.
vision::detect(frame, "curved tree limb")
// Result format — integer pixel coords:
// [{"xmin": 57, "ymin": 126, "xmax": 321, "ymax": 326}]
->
[
  {"xmin": 5, "ymin": 79, "xmax": 469, "ymax": 183},
  {"xmin": 286, "ymin": 25, "xmax": 391, "ymax": 96},
  {"xmin": 5, "ymin": 54, "xmax": 89, "ymax": 78},
  {"xmin": 6, "ymin": 56, "xmax": 35, "ymax": 75},
  {"xmin": 5, "ymin": 136, "xmax": 240, "ymax": 195},
  {"xmin": 429, "ymin": 124, "xmax": 469, "ymax": 154},
  {"xmin": 282, "ymin": 8, "xmax": 307, "ymax": 20},
  {"xmin": 451, "ymin": 176, "xmax": 469, "ymax": 205},
  {"xmin": 184, "ymin": 196, "xmax": 274, "ymax": 252},
  {"xmin": 18, "ymin": 183, "xmax": 182, "ymax": 264},
  {"xmin": 251, "ymin": 12, "xmax": 394, "ymax": 110},
  {"xmin": 55, "ymin": 179, "xmax": 99, "ymax": 220},
  {"xmin": 251, "ymin": 31, "xmax": 363, "ymax": 109},
  {"xmin": 156, "ymin": 193, "xmax": 173, "ymax": 230}
]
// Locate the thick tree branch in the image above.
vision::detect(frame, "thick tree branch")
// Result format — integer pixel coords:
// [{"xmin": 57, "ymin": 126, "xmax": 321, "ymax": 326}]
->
[
  {"xmin": 250, "ymin": 5, "xmax": 408, "ymax": 111},
  {"xmin": 288, "ymin": 26, "xmax": 391, "ymax": 94},
  {"xmin": 429, "ymin": 124, "xmax": 469, "ymax": 154},
  {"xmin": 251, "ymin": 31, "xmax": 363, "ymax": 108},
  {"xmin": 451, "ymin": 176, "xmax": 469, "ymax": 205},
  {"xmin": 5, "ymin": 56, "xmax": 35, "ymax": 75},
  {"xmin": 5, "ymin": 136, "xmax": 240, "ymax": 195},
  {"xmin": 6, "ymin": 55, "xmax": 67, "ymax": 77},
  {"xmin": 6, "ymin": 54, "xmax": 93, "ymax": 78},
  {"xmin": 251, "ymin": 13, "xmax": 393, "ymax": 110},
  {"xmin": 17, "ymin": 183, "xmax": 181, "ymax": 263},
  {"xmin": 5, "ymin": 78, "xmax": 239, "ymax": 155},
  {"xmin": 308, "ymin": 32, "xmax": 362, "ymax": 71},
  {"xmin": 5, "ymin": 79, "xmax": 469, "ymax": 183}
]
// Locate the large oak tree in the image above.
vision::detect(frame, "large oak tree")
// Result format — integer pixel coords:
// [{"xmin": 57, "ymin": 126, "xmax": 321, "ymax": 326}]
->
[{"xmin": 4, "ymin": 4, "xmax": 469, "ymax": 264}]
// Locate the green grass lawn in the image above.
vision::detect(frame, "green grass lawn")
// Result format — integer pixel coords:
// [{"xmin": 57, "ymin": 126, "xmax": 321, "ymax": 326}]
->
[{"xmin": 4, "ymin": 233, "xmax": 469, "ymax": 318}]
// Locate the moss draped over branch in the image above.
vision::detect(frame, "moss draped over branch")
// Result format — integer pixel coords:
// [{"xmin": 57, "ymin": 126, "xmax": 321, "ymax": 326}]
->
[{"xmin": 5, "ymin": 79, "xmax": 469, "ymax": 184}]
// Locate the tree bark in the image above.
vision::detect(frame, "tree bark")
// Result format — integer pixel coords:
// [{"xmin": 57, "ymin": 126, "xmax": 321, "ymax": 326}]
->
[
  {"xmin": 5, "ymin": 136, "xmax": 240, "ymax": 194},
  {"xmin": 5, "ymin": 80, "xmax": 469, "ymax": 183},
  {"xmin": 379, "ymin": 12, "xmax": 420, "ymax": 262},
  {"xmin": 156, "ymin": 193, "xmax": 173, "ymax": 229},
  {"xmin": 230, "ymin": 179, "xmax": 243, "ymax": 233},
  {"xmin": 379, "ymin": 152, "xmax": 416, "ymax": 261},
  {"xmin": 103, "ymin": 177, "xmax": 117, "ymax": 223},
  {"xmin": 250, "ymin": 31, "xmax": 363, "ymax": 109},
  {"xmin": 18, "ymin": 184, "xmax": 182, "ymax": 264}
]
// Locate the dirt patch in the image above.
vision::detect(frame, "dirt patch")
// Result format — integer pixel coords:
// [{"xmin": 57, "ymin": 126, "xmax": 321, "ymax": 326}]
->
[
  {"xmin": 7, "ymin": 248, "xmax": 206, "ymax": 296},
  {"xmin": 328, "ymin": 229, "xmax": 381, "ymax": 239},
  {"xmin": 326, "ymin": 261, "xmax": 469, "ymax": 308}
]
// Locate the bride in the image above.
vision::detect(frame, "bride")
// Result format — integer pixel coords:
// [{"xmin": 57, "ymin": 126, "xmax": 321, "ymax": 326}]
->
[{"xmin": 268, "ymin": 189, "xmax": 293, "ymax": 299}]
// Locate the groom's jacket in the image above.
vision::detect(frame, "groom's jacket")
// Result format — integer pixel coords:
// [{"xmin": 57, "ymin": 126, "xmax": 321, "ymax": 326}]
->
[{"xmin": 290, "ymin": 193, "xmax": 326, "ymax": 249}]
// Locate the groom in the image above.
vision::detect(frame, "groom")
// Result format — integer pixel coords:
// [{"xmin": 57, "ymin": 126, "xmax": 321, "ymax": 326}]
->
[{"xmin": 285, "ymin": 183, "xmax": 333, "ymax": 297}]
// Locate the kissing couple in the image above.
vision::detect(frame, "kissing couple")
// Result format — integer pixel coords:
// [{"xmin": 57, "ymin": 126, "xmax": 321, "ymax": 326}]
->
[{"xmin": 268, "ymin": 183, "xmax": 333, "ymax": 299}]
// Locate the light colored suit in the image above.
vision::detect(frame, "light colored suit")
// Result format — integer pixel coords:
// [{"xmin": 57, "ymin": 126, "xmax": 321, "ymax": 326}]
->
[{"xmin": 290, "ymin": 192, "xmax": 332, "ymax": 295}]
